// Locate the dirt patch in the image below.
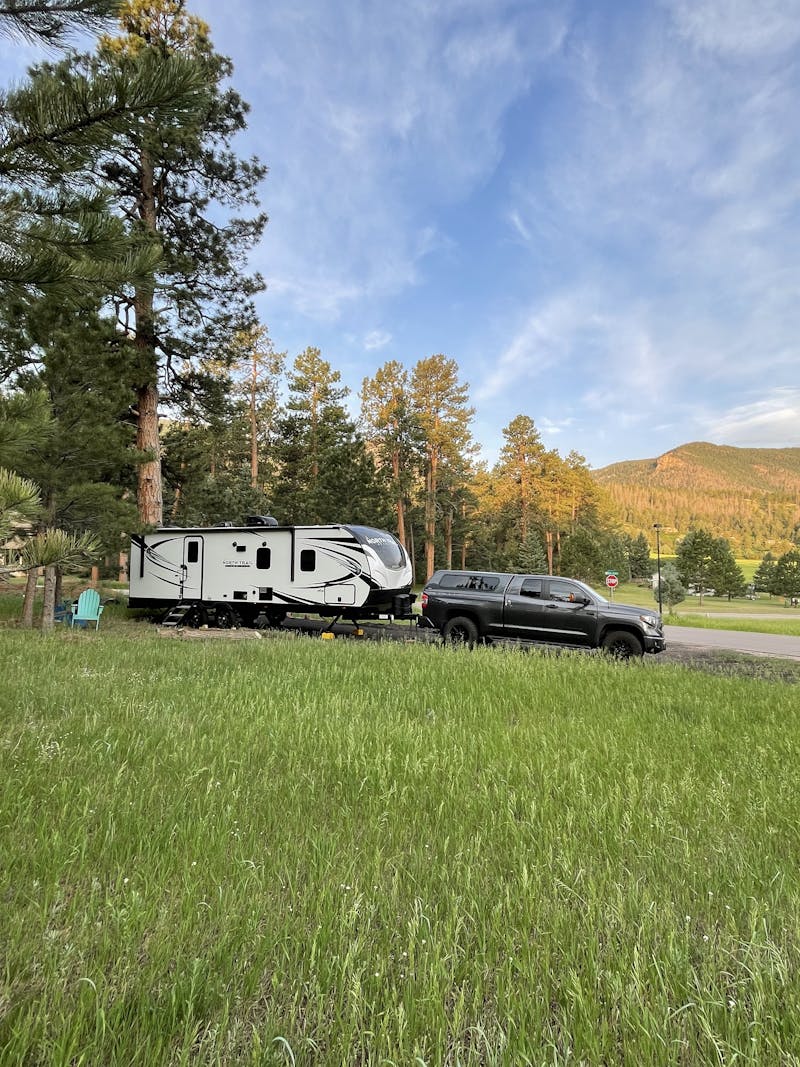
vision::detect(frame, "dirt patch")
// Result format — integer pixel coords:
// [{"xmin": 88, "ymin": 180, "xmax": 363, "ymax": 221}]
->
[{"xmin": 157, "ymin": 626, "xmax": 263, "ymax": 640}]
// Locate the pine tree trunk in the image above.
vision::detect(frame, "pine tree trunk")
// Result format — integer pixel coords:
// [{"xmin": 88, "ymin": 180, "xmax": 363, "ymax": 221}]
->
[
  {"xmin": 41, "ymin": 565, "xmax": 57, "ymax": 632},
  {"xmin": 445, "ymin": 509, "xmax": 453, "ymax": 569},
  {"xmin": 118, "ymin": 551, "xmax": 128, "ymax": 582},
  {"xmin": 408, "ymin": 521, "xmax": 415, "ymax": 586},
  {"xmin": 250, "ymin": 349, "xmax": 259, "ymax": 489},
  {"xmin": 134, "ymin": 143, "xmax": 163, "ymax": 527},
  {"xmin": 392, "ymin": 450, "xmax": 405, "ymax": 548},
  {"xmin": 136, "ymin": 379, "xmax": 162, "ymax": 526},
  {"xmin": 21, "ymin": 569, "xmax": 38, "ymax": 628},
  {"xmin": 424, "ymin": 450, "xmax": 438, "ymax": 580},
  {"xmin": 545, "ymin": 530, "xmax": 554, "ymax": 575}
]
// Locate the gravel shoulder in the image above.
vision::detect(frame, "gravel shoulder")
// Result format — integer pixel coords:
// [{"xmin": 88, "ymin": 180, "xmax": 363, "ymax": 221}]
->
[{"xmin": 656, "ymin": 644, "xmax": 800, "ymax": 684}]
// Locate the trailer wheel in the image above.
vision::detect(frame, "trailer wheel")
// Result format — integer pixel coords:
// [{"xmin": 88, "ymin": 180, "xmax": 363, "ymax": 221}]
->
[
  {"xmin": 266, "ymin": 610, "xmax": 287, "ymax": 628},
  {"xmin": 442, "ymin": 615, "xmax": 479, "ymax": 648},
  {"xmin": 601, "ymin": 630, "xmax": 643, "ymax": 660},
  {"xmin": 215, "ymin": 605, "xmax": 237, "ymax": 629}
]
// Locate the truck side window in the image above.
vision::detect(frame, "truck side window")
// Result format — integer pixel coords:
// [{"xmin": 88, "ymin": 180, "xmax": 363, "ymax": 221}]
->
[
  {"xmin": 186, "ymin": 541, "xmax": 199, "ymax": 563},
  {"xmin": 549, "ymin": 580, "xmax": 577, "ymax": 602},
  {"xmin": 256, "ymin": 547, "xmax": 271, "ymax": 570},
  {"xmin": 300, "ymin": 549, "xmax": 316, "ymax": 572},
  {"xmin": 520, "ymin": 578, "xmax": 542, "ymax": 598}
]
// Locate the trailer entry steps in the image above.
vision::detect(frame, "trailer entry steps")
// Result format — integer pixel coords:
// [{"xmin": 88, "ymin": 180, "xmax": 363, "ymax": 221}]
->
[{"xmin": 161, "ymin": 603, "xmax": 195, "ymax": 628}]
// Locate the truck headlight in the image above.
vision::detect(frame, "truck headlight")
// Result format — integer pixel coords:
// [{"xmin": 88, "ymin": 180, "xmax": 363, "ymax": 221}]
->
[{"xmin": 639, "ymin": 614, "xmax": 660, "ymax": 630}]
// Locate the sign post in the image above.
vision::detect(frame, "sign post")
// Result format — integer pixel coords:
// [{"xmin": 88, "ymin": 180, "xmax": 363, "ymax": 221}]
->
[{"xmin": 605, "ymin": 571, "xmax": 619, "ymax": 600}]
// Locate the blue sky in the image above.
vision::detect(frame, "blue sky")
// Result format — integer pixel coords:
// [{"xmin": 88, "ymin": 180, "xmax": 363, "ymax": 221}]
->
[{"xmin": 4, "ymin": 0, "xmax": 800, "ymax": 469}]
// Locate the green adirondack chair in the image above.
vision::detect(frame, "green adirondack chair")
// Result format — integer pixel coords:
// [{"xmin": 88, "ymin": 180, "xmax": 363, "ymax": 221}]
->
[{"xmin": 70, "ymin": 588, "xmax": 104, "ymax": 630}]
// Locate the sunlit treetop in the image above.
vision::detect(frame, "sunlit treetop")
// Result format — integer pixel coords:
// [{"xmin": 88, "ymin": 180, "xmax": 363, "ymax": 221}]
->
[{"xmin": 99, "ymin": 0, "xmax": 209, "ymax": 57}]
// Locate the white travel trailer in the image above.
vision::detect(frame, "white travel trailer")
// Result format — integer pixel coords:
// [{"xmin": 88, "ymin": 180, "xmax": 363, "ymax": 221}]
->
[{"xmin": 129, "ymin": 517, "xmax": 415, "ymax": 628}]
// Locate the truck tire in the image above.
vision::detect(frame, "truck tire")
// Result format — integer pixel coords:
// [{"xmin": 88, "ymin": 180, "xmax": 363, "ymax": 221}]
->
[
  {"xmin": 442, "ymin": 615, "xmax": 479, "ymax": 648},
  {"xmin": 602, "ymin": 630, "xmax": 643, "ymax": 660}
]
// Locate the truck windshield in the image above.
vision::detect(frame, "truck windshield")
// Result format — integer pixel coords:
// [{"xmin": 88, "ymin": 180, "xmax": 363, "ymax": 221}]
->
[{"xmin": 348, "ymin": 526, "xmax": 407, "ymax": 569}]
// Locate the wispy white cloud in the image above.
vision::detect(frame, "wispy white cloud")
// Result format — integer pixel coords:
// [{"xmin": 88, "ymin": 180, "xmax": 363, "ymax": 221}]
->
[
  {"xmin": 487, "ymin": 0, "xmax": 800, "ymax": 462},
  {"xmin": 190, "ymin": 0, "xmax": 800, "ymax": 464},
  {"xmin": 199, "ymin": 0, "xmax": 568, "ymax": 322},
  {"xmin": 664, "ymin": 0, "xmax": 800, "ymax": 57},
  {"xmin": 363, "ymin": 329, "xmax": 392, "ymax": 351},
  {"xmin": 704, "ymin": 390, "xmax": 800, "ymax": 448},
  {"xmin": 475, "ymin": 293, "xmax": 581, "ymax": 403}
]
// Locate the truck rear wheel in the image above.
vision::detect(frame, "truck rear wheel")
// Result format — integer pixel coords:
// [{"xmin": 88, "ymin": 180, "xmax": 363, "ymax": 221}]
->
[
  {"xmin": 602, "ymin": 630, "xmax": 643, "ymax": 660},
  {"xmin": 442, "ymin": 615, "xmax": 478, "ymax": 648}
]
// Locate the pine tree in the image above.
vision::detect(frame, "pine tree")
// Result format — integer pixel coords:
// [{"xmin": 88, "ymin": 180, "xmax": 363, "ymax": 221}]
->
[
  {"xmin": 676, "ymin": 528, "xmax": 744, "ymax": 604},
  {"xmin": 409, "ymin": 354, "xmax": 474, "ymax": 579},
  {"xmin": 1, "ymin": 6, "xmax": 205, "ymax": 298},
  {"xmin": 516, "ymin": 529, "xmax": 548, "ymax": 574},
  {"xmin": 559, "ymin": 527, "xmax": 606, "ymax": 583},
  {"xmin": 17, "ymin": 0, "xmax": 267, "ymax": 525},
  {"xmin": 360, "ymin": 360, "xmax": 422, "ymax": 550},
  {"xmin": 772, "ymin": 550, "xmax": 800, "ymax": 601},
  {"xmin": 627, "ymin": 531, "xmax": 652, "ymax": 581},
  {"xmin": 494, "ymin": 415, "xmax": 547, "ymax": 544},
  {"xmin": 272, "ymin": 347, "xmax": 390, "ymax": 528},
  {"xmin": 4, "ymin": 295, "xmax": 139, "ymax": 558},
  {"xmin": 231, "ymin": 325, "xmax": 286, "ymax": 491},
  {"xmin": 753, "ymin": 552, "xmax": 777, "ymax": 594}
]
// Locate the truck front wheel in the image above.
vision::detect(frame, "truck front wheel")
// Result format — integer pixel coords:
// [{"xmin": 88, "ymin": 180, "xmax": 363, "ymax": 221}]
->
[
  {"xmin": 442, "ymin": 615, "xmax": 479, "ymax": 648},
  {"xmin": 602, "ymin": 630, "xmax": 643, "ymax": 660}
]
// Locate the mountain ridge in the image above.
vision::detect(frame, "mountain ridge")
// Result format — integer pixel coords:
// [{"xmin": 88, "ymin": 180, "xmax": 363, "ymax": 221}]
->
[{"xmin": 592, "ymin": 442, "xmax": 800, "ymax": 555}]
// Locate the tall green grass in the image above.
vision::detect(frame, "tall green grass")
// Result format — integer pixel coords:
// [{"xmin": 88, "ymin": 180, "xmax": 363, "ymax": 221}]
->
[{"xmin": 2, "ymin": 631, "xmax": 799, "ymax": 1065}]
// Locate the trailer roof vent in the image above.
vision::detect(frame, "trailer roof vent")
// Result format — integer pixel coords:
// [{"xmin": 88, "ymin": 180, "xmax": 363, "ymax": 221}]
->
[
  {"xmin": 214, "ymin": 521, "xmax": 234, "ymax": 527},
  {"xmin": 245, "ymin": 515, "xmax": 279, "ymax": 527}
]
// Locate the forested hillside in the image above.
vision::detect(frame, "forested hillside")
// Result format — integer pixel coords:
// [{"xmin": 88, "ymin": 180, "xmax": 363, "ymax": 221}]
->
[{"xmin": 594, "ymin": 443, "xmax": 800, "ymax": 556}]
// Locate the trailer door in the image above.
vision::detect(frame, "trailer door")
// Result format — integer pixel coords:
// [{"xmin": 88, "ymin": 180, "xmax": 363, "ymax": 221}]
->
[{"xmin": 181, "ymin": 536, "xmax": 203, "ymax": 600}]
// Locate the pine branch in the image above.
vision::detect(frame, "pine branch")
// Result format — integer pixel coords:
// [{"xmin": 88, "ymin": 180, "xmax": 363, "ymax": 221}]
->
[
  {"xmin": 0, "ymin": 53, "xmax": 207, "ymax": 179},
  {"xmin": 0, "ymin": 1, "xmax": 122, "ymax": 45}
]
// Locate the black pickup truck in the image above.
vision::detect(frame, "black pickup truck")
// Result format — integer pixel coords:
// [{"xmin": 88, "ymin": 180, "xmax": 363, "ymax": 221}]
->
[{"xmin": 420, "ymin": 570, "xmax": 666, "ymax": 658}]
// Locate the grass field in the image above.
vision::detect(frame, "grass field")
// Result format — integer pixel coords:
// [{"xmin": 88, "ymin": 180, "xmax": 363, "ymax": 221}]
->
[
  {"xmin": 608, "ymin": 582, "xmax": 798, "ymax": 619},
  {"xmin": 2, "ymin": 627, "xmax": 800, "ymax": 1065},
  {"xmin": 666, "ymin": 615, "xmax": 800, "ymax": 637}
]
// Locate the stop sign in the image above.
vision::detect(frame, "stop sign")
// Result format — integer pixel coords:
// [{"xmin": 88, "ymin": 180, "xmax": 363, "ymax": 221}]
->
[{"xmin": 605, "ymin": 573, "xmax": 619, "ymax": 590}]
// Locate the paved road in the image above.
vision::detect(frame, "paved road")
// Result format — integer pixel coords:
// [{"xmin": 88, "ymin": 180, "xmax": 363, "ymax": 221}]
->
[{"xmin": 665, "ymin": 625, "xmax": 800, "ymax": 661}]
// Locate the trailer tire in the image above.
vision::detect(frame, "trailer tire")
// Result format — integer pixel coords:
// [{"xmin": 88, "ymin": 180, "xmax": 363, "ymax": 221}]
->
[
  {"xmin": 215, "ymin": 605, "xmax": 237, "ymax": 629},
  {"xmin": 601, "ymin": 630, "xmax": 643, "ymax": 660},
  {"xmin": 442, "ymin": 615, "xmax": 479, "ymax": 648}
]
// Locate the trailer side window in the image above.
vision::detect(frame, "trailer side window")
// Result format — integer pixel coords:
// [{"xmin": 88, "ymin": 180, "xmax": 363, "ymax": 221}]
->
[
  {"xmin": 300, "ymin": 549, "xmax": 316, "ymax": 572},
  {"xmin": 186, "ymin": 540, "xmax": 199, "ymax": 563},
  {"xmin": 256, "ymin": 547, "xmax": 271, "ymax": 570}
]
